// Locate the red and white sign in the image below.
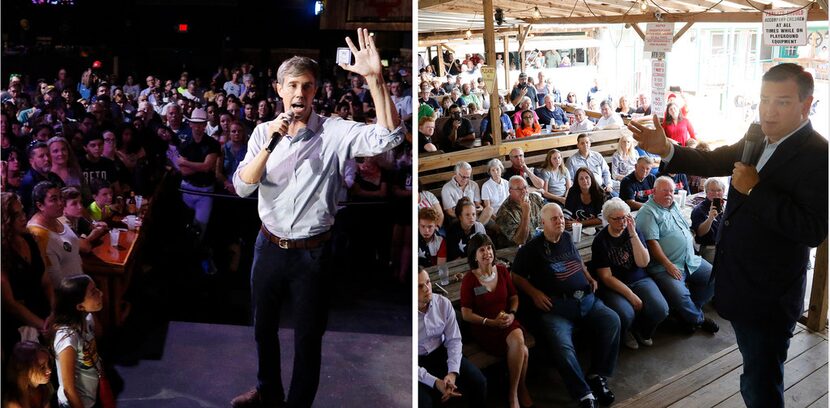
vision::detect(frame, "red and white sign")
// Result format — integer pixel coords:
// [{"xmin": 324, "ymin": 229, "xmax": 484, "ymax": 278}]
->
[
  {"xmin": 763, "ymin": 8, "xmax": 808, "ymax": 46},
  {"xmin": 651, "ymin": 59, "xmax": 667, "ymax": 119},
  {"xmin": 645, "ymin": 23, "xmax": 674, "ymax": 53}
]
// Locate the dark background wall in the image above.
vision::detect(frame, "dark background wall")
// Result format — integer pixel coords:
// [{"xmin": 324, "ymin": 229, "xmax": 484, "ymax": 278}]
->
[{"xmin": 2, "ymin": 0, "xmax": 411, "ymax": 85}]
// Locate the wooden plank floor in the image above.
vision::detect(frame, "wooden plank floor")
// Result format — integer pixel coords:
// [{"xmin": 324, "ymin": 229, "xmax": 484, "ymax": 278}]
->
[{"xmin": 617, "ymin": 325, "xmax": 829, "ymax": 408}]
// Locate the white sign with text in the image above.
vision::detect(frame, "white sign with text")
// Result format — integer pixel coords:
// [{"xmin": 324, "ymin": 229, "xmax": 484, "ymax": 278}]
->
[
  {"xmin": 651, "ymin": 59, "xmax": 667, "ymax": 119},
  {"xmin": 763, "ymin": 8, "xmax": 808, "ymax": 46},
  {"xmin": 645, "ymin": 23, "xmax": 675, "ymax": 53}
]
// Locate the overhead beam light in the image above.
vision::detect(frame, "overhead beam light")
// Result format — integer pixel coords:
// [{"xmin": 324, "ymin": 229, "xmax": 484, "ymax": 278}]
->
[
  {"xmin": 465, "ymin": 29, "xmax": 473, "ymax": 39},
  {"xmin": 640, "ymin": 0, "xmax": 649, "ymax": 12},
  {"xmin": 314, "ymin": 0, "xmax": 325, "ymax": 15},
  {"xmin": 532, "ymin": 6, "xmax": 542, "ymax": 19}
]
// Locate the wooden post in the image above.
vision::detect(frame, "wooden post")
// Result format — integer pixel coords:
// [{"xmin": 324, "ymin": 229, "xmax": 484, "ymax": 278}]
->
[
  {"xmin": 630, "ymin": 23, "xmax": 646, "ymax": 41},
  {"xmin": 427, "ymin": 46, "xmax": 433, "ymax": 73},
  {"xmin": 437, "ymin": 44, "xmax": 446, "ymax": 77},
  {"xmin": 517, "ymin": 25, "xmax": 527, "ymax": 73},
  {"xmin": 806, "ymin": 239, "xmax": 828, "ymax": 332},
  {"xmin": 673, "ymin": 22, "xmax": 695, "ymax": 43},
  {"xmin": 483, "ymin": 0, "xmax": 501, "ymax": 145},
  {"xmin": 503, "ymin": 35, "xmax": 511, "ymax": 90}
]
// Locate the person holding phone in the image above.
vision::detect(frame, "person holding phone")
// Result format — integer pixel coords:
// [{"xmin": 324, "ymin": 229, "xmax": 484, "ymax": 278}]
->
[
  {"xmin": 690, "ymin": 178, "xmax": 726, "ymax": 263},
  {"xmin": 439, "ymin": 104, "xmax": 474, "ymax": 152},
  {"xmin": 230, "ymin": 28, "xmax": 403, "ymax": 408}
]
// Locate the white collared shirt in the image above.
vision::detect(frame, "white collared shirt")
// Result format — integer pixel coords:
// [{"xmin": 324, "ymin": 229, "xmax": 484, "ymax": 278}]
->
[
  {"xmin": 418, "ymin": 294, "xmax": 463, "ymax": 386},
  {"xmin": 233, "ymin": 113, "xmax": 403, "ymax": 239}
]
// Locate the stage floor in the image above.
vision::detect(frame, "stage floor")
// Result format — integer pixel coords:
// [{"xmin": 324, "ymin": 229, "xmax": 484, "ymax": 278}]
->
[{"xmin": 113, "ymin": 321, "xmax": 412, "ymax": 407}]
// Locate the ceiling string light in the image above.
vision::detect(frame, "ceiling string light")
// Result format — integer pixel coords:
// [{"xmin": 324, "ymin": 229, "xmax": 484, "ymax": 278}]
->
[{"xmin": 640, "ymin": 0, "xmax": 649, "ymax": 12}]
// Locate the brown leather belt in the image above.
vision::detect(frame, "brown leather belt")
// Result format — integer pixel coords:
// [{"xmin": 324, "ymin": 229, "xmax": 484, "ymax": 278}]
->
[{"xmin": 260, "ymin": 225, "xmax": 331, "ymax": 250}]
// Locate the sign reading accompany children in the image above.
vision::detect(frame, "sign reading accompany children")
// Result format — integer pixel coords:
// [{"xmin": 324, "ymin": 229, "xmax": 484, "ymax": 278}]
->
[
  {"xmin": 644, "ymin": 23, "xmax": 675, "ymax": 52},
  {"xmin": 763, "ymin": 8, "xmax": 808, "ymax": 46}
]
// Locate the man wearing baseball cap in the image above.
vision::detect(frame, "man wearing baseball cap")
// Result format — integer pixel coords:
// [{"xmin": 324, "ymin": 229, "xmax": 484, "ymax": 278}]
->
[{"xmin": 511, "ymin": 72, "xmax": 538, "ymax": 110}]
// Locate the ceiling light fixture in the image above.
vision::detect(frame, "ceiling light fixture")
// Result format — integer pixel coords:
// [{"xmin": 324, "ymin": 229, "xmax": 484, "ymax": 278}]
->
[
  {"xmin": 532, "ymin": 6, "xmax": 542, "ymax": 19},
  {"xmin": 640, "ymin": 0, "xmax": 649, "ymax": 12}
]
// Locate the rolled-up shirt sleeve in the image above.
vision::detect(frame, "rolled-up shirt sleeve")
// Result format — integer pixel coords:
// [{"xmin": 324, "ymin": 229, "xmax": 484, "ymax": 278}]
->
[
  {"xmin": 337, "ymin": 121, "xmax": 405, "ymax": 159},
  {"xmin": 232, "ymin": 122, "xmax": 268, "ymax": 197}
]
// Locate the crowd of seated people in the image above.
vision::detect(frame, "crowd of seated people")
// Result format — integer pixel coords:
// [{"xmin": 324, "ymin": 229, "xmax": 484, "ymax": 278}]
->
[{"xmin": 419, "ymin": 104, "xmax": 719, "ymax": 407}]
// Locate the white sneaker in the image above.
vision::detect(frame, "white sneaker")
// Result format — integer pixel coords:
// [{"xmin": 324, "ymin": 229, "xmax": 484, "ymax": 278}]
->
[
  {"xmin": 633, "ymin": 331, "xmax": 653, "ymax": 347},
  {"xmin": 623, "ymin": 331, "xmax": 639, "ymax": 349}
]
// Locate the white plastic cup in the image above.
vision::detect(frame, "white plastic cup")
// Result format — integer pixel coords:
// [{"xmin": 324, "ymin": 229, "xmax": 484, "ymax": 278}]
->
[
  {"xmin": 601, "ymin": 215, "xmax": 609, "ymax": 228},
  {"xmin": 678, "ymin": 189, "xmax": 688, "ymax": 207},
  {"xmin": 673, "ymin": 194, "xmax": 682, "ymax": 207},
  {"xmin": 135, "ymin": 195, "xmax": 143, "ymax": 211},
  {"xmin": 439, "ymin": 264, "xmax": 450, "ymax": 286},
  {"xmin": 109, "ymin": 229, "xmax": 120, "ymax": 247},
  {"xmin": 572, "ymin": 222, "xmax": 582, "ymax": 243},
  {"xmin": 124, "ymin": 216, "xmax": 136, "ymax": 231}
]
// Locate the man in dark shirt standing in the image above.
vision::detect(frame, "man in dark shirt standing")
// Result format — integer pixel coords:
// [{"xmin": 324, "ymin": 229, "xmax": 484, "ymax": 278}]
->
[
  {"xmin": 689, "ymin": 178, "xmax": 726, "ymax": 263},
  {"xmin": 510, "ymin": 72, "xmax": 538, "ymax": 110},
  {"xmin": 177, "ymin": 107, "xmax": 219, "ymax": 241}
]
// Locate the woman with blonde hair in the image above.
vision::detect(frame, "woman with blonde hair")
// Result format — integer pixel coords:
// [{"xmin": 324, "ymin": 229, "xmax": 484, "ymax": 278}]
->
[
  {"xmin": 610, "ymin": 134, "xmax": 639, "ymax": 192},
  {"xmin": 47, "ymin": 137, "xmax": 82, "ymax": 188},
  {"xmin": 537, "ymin": 148, "xmax": 572, "ymax": 205}
]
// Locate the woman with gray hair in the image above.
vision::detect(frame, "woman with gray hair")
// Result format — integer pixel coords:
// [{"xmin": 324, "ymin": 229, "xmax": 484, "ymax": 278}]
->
[
  {"xmin": 481, "ymin": 158, "xmax": 509, "ymax": 220},
  {"xmin": 592, "ymin": 197, "xmax": 668, "ymax": 349},
  {"xmin": 511, "ymin": 96, "xmax": 538, "ymax": 128}
]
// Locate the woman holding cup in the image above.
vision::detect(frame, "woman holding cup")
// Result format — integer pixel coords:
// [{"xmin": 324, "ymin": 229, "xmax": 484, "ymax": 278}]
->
[{"xmin": 460, "ymin": 233, "xmax": 533, "ymax": 408}]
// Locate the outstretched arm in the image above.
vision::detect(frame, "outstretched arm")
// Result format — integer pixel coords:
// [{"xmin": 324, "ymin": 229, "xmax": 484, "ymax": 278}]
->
[{"xmin": 340, "ymin": 28, "xmax": 400, "ymax": 131}]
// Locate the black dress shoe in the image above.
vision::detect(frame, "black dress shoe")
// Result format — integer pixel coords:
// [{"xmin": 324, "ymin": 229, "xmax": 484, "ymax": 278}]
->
[
  {"xmin": 586, "ymin": 376, "xmax": 615, "ymax": 406},
  {"xmin": 700, "ymin": 317, "xmax": 719, "ymax": 334},
  {"xmin": 578, "ymin": 398, "xmax": 598, "ymax": 408}
]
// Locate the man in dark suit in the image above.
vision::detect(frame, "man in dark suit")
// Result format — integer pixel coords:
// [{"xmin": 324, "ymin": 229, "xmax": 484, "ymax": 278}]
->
[{"xmin": 628, "ymin": 63, "xmax": 827, "ymax": 408}]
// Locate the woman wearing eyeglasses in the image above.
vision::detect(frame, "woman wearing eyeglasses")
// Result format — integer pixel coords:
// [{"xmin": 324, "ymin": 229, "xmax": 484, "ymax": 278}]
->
[
  {"xmin": 591, "ymin": 198, "xmax": 668, "ymax": 350},
  {"xmin": 515, "ymin": 110, "xmax": 541, "ymax": 138}
]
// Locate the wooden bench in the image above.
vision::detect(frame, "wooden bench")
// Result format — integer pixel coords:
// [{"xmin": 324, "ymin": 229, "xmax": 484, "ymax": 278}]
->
[{"xmin": 419, "ymin": 128, "xmax": 629, "ymax": 198}]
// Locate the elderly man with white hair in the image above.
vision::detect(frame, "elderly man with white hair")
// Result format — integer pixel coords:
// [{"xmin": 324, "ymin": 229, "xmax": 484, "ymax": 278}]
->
[
  {"xmin": 635, "ymin": 176, "xmax": 718, "ymax": 335},
  {"xmin": 690, "ymin": 178, "xmax": 727, "ymax": 263},
  {"xmin": 593, "ymin": 198, "xmax": 669, "ymax": 350},
  {"xmin": 512, "ymin": 203, "xmax": 619, "ymax": 408},
  {"xmin": 441, "ymin": 161, "xmax": 481, "ymax": 221}
]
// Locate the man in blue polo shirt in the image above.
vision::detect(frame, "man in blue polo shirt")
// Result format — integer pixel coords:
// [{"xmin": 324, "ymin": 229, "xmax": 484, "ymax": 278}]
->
[{"xmin": 619, "ymin": 157, "xmax": 655, "ymax": 211}]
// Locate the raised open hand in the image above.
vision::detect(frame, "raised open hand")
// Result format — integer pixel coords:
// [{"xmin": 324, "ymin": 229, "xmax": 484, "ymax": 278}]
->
[{"xmin": 340, "ymin": 28, "xmax": 382, "ymax": 79}]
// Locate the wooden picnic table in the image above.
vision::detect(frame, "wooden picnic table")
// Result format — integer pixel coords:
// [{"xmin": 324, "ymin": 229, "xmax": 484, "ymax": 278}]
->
[{"xmin": 81, "ymin": 209, "xmax": 147, "ymax": 331}]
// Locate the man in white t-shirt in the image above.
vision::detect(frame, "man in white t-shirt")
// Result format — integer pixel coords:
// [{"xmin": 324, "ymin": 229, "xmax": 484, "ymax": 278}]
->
[
  {"xmin": 440, "ymin": 161, "xmax": 481, "ymax": 221},
  {"xmin": 596, "ymin": 100, "xmax": 623, "ymax": 130}
]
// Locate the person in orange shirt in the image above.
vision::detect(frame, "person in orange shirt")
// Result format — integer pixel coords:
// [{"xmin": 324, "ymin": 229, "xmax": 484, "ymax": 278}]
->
[{"xmin": 515, "ymin": 110, "xmax": 541, "ymax": 138}]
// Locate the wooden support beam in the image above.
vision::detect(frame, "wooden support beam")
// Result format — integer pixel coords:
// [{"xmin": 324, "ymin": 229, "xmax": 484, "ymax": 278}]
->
[
  {"xmin": 437, "ymin": 44, "xmax": 446, "ymax": 77},
  {"xmin": 630, "ymin": 23, "xmax": 646, "ymax": 41},
  {"xmin": 418, "ymin": 27, "xmax": 519, "ymax": 43},
  {"xmin": 517, "ymin": 25, "xmax": 531, "ymax": 73},
  {"xmin": 502, "ymin": 35, "xmax": 511, "ymax": 91},
  {"xmin": 806, "ymin": 239, "xmax": 828, "ymax": 332},
  {"xmin": 419, "ymin": 0, "xmax": 459, "ymax": 9},
  {"xmin": 483, "ymin": 0, "xmax": 502, "ymax": 145},
  {"xmin": 673, "ymin": 22, "xmax": 695, "ymax": 43},
  {"xmin": 531, "ymin": 7, "xmax": 827, "ymax": 23},
  {"xmin": 818, "ymin": 0, "xmax": 828, "ymax": 11}
]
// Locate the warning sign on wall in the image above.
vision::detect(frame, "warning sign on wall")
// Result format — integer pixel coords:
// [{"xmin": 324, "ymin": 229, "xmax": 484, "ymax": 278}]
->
[
  {"xmin": 763, "ymin": 8, "xmax": 808, "ymax": 46},
  {"xmin": 644, "ymin": 23, "xmax": 675, "ymax": 53},
  {"xmin": 651, "ymin": 59, "xmax": 667, "ymax": 119}
]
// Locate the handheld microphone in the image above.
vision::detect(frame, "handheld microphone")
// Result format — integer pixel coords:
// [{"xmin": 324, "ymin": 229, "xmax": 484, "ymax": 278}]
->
[
  {"xmin": 265, "ymin": 113, "xmax": 295, "ymax": 152},
  {"xmin": 740, "ymin": 122, "xmax": 765, "ymax": 165}
]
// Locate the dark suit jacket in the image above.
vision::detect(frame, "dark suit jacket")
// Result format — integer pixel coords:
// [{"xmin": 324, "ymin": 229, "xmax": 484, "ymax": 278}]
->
[{"xmin": 666, "ymin": 121, "xmax": 827, "ymax": 324}]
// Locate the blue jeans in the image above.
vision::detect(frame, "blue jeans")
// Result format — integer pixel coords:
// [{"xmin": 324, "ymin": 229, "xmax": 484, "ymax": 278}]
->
[
  {"xmin": 251, "ymin": 230, "xmax": 331, "ymax": 408},
  {"xmin": 599, "ymin": 277, "xmax": 669, "ymax": 339},
  {"xmin": 650, "ymin": 259, "xmax": 714, "ymax": 325},
  {"xmin": 731, "ymin": 319, "xmax": 797, "ymax": 408},
  {"xmin": 538, "ymin": 293, "xmax": 620, "ymax": 401},
  {"xmin": 181, "ymin": 181, "xmax": 214, "ymax": 239}
]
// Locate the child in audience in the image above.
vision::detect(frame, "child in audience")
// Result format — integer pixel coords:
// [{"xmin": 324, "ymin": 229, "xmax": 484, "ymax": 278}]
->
[
  {"xmin": 418, "ymin": 207, "xmax": 446, "ymax": 267},
  {"xmin": 53, "ymin": 275, "xmax": 107, "ymax": 408},
  {"xmin": 61, "ymin": 187, "xmax": 108, "ymax": 253},
  {"xmin": 3, "ymin": 341, "xmax": 53, "ymax": 408},
  {"xmin": 87, "ymin": 179, "xmax": 115, "ymax": 222}
]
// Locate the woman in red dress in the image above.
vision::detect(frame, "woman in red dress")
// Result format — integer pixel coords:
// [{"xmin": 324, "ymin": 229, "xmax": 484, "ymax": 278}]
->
[{"xmin": 460, "ymin": 234, "xmax": 533, "ymax": 408}]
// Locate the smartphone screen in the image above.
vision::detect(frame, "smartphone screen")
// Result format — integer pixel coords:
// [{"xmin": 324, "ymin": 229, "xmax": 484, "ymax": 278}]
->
[{"xmin": 336, "ymin": 48, "xmax": 352, "ymax": 65}]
